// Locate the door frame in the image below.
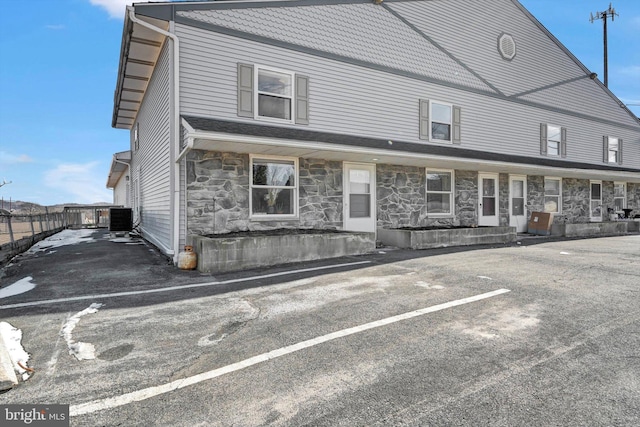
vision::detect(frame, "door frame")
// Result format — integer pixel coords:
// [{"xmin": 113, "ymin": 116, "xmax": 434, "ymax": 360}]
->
[
  {"xmin": 590, "ymin": 180, "xmax": 603, "ymax": 222},
  {"xmin": 509, "ymin": 174, "xmax": 527, "ymax": 232},
  {"xmin": 343, "ymin": 162, "xmax": 376, "ymax": 233},
  {"xmin": 478, "ymin": 172, "xmax": 499, "ymax": 226}
]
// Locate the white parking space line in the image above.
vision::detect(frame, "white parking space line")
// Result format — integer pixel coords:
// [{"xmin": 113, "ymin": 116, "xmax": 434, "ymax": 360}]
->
[
  {"xmin": 70, "ymin": 288, "xmax": 511, "ymax": 417},
  {"xmin": 0, "ymin": 261, "xmax": 371, "ymax": 310}
]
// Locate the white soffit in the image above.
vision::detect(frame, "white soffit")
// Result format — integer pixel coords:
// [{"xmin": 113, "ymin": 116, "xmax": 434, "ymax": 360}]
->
[{"xmin": 114, "ymin": 15, "xmax": 169, "ymax": 130}]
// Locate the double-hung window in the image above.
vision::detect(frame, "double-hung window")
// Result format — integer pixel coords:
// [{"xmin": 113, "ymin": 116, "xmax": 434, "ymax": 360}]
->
[
  {"xmin": 540, "ymin": 124, "xmax": 567, "ymax": 158},
  {"xmin": 250, "ymin": 156, "xmax": 298, "ymax": 218},
  {"xmin": 426, "ymin": 170, "xmax": 454, "ymax": 216},
  {"xmin": 419, "ymin": 99, "xmax": 461, "ymax": 144},
  {"xmin": 544, "ymin": 177, "xmax": 562, "ymax": 213},
  {"xmin": 256, "ymin": 67, "xmax": 294, "ymax": 122},
  {"xmin": 604, "ymin": 136, "xmax": 623, "ymax": 165},
  {"xmin": 614, "ymin": 182, "xmax": 626, "ymax": 212},
  {"xmin": 237, "ymin": 63, "xmax": 309, "ymax": 124}
]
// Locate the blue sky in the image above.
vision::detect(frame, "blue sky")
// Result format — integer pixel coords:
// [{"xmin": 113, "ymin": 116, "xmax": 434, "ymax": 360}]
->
[{"xmin": 0, "ymin": 0, "xmax": 639, "ymax": 207}]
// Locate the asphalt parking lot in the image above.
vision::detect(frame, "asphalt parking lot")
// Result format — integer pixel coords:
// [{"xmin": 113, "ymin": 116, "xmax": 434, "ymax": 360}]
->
[{"xmin": 1, "ymin": 230, "xmax": 639, "ymax": 426}]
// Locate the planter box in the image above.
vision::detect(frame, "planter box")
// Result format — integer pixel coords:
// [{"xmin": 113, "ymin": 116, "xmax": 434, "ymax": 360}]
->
[
  {"xmin": 191, "ymin": 231, "xmax": 376, "ymax": 273},
  {"xmin": 377, "ymin": 226, "xmax": 516, "ymax": 250},
  {"xmin": 551, "ymin": 222, "xmax": 629, "ymax": 237}
]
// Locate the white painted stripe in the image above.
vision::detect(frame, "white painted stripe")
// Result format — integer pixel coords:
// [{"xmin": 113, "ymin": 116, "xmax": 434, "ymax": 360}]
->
[
  {"xmin": 69, "ymin": 288, "xmax": 510, "ymax": 417},
  {"xmin": 0, "ymin": 261, "xmax": 371, "ymax": 310}
]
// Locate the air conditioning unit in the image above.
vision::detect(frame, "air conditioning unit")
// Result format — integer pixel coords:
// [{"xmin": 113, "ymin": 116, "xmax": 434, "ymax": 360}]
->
[{"xmin": 109, "ymin": 207, "xmax": 133, "ymax": 234}]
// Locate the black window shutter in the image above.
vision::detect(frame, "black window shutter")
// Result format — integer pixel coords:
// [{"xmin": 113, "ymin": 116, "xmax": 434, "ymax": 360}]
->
[
  {"xmin": 560, "ymin": 127, "xmax": 567, "ymax": 158},
  {"xmin": 603, "ymin": 136, "xmax": 609, "ymax": 163}
]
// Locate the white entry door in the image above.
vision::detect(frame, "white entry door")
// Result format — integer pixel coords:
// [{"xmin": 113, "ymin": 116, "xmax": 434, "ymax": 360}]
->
[
  {"xmin": 509, "ymin": 175, "xmax": 527, "ymax": 232},
  {"xmin": 478, "ymin": 173, "xmax": 499, "ymax": 226},
  {"xmin": 344, "ymin": 163, "xmax": 376, "ymax": 232}
]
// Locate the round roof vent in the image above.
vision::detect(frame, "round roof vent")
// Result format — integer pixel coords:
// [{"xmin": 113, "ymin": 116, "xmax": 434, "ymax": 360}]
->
[{"xmin": 498, "ymin": 33, "xmax": 516, "ymax": 61}]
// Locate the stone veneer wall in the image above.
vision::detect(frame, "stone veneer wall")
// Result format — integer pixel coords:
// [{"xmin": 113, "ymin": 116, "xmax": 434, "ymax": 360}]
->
[
  {"xmin": 499, "ymin": 173, "xmax": 509, "ymax": 226},
  {"xmin": 186, "ymin": 150, "xmax": 342, "ymax": 235},
  {"xmin": 376, "ymin": 167, "xmax": 479, "ymax": 228},
  {"xmin": 628, "ymin": 183, "xmax": 640, "ymax": 214},
  {"xmin": 561, "ymin": 178, "xmax": 590, "ymax": 223},
  {"xmin": 455, "ymin": 170, "xmax": 478, "ymax": 227}
]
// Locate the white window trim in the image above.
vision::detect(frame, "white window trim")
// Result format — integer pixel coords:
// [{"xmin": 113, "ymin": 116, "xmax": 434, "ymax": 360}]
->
[
  {"xmin": 429, "ymin": 100, "xmax": 453, "ymax": 143},
  {"xmin": 425, "ymin": 168, "xmax": 455, "ymax": 217},
  {"xmin": 249, "ymin": 154, "xmax": 299, "ymax": 220},
  {"xmin": 546, "ymin": 124, "xmax": 561, "ymax": 157},
  {"xmin": 614, "ymin": 181, "xmax": 627, "ymax": 212},
  {"xmin": 543, "ymin": 177, "xmax": 562, "ymax": 214},
  {"xmin": 607, "ymin": 137, "xmax": 620, "ymax": 164},
  {"xmin": 254, "ymin": 65, "xmax": 295, "ymax": 124}
]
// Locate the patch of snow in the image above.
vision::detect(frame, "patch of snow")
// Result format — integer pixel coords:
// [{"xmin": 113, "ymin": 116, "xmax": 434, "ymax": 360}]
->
[
  {"xmin": 0, "ymin": 276, "xmax": 36, "ymax": 299},
  {"xmin": 560, "ymin": 251, "xmax": 570, "ymax": 255},
  {"xmin": 27, "ymin": 229, "xmax": 96, "ymax": 254},
  {"xmin": 378, "ymin": 251, "xmax": 386, "ymax": 254},
  {"xmin": 0, "ymin": 322, "xmax": 32, "ymax": 381},
  {"xmin": 61, "ymin": 303, "xmax": 103, "ymax": 361},
  {"xmin": 477, "ymin": 276, "xmax": 493, "ymax": 280}
]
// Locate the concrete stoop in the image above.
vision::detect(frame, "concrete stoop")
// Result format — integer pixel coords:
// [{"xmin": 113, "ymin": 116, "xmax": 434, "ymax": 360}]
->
[
  {"xmin": 191, "ymin": 231, "xmax": 376, "ymax": 273},
  {"xmin": 551, "ymin": 221, "xmax": 634, "ymax": 238},
  {"xmin": 377, "ymin": 226, "xmax": 517, "ymax": 250}
]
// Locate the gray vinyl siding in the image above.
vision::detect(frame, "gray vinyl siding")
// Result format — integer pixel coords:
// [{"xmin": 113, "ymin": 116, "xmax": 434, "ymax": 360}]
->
[
  {"xmin": 176, "ymin": 23, "xmax": 640, "ymax": 170},
  {"xmin": 133, "ymin": 40, "xmax": 172, "ymax": 253}
]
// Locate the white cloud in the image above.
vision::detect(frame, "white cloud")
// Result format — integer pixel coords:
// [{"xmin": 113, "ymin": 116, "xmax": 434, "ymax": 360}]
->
[
  {"xmin": 619, "ymin": 65, "xmax": 640, "ymax": 77},
  {"xmin": 44, "ymin": 162, "xmax": 112, "ymax": 204},
  {"xmin": 0, "ymin": 151, "xmax": 33, "ymax": 165},
  {"xmin": 89, "ymin": 0, "xmax": 132, "ymax": 19}
]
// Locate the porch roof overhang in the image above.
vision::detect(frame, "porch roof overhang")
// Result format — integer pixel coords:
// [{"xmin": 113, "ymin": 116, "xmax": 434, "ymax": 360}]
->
[
  {"xmin": 180, "ymin": 116, "xmax": 640, "ymax": 183},
  {"xmin": 112, "ymin": 7, "xmax": 169, "ymax": 130},
  {"xmin": 106, "ymin": 150, "xmax": 132, "ymax": 188}
]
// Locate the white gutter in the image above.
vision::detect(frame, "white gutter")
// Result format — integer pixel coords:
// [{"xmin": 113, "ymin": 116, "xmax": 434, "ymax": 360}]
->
[{"xmin": 128, "ymin": 9, "xmax": 181, "ymax": 260}]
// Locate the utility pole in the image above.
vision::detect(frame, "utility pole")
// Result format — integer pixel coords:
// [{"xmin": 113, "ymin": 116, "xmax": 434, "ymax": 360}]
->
[{"xmin": 590, "ymin": 3, "xmax": 618, "ymax": 87}]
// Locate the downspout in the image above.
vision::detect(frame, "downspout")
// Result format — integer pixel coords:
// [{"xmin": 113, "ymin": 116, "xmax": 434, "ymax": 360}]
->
[
  {"xmin": 127, "ymin": 8, "xmax": 181, "ymax": 261},
  {"xmin": 112, "ymin": 157, "xmax": 131, "ymax": 205}
]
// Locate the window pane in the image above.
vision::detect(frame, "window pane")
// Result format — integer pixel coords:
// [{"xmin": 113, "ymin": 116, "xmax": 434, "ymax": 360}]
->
[
  {"xmin": 258, "ymin": 69, "xmax": 291, "ymax": 96},
  {"xmin": 483, "ymin": 197, "xmax": 496, "ymax": 216},
  {"xmin": 258, "ymin": 94, "xmax": 291, "ymax": 120},
  {"xmin": 252, "ymin": 188, "xmax": 294, "ymax": 215},
  {"xmin": 482, "ymin": 178, "xmax": 495, "ymax": 197},
  {"xmin": 253, "ymin": 160, "xmax": 295, "ymax": 186},
  {"xmin": 547, "ymin": 141, "xmax": 559, "ymax": 156},
  {"xmin": 614, "ymin": 184, "xmax": 625, "ymax": 197},
  {"xmin": 431, "ymin": 103, "xmax": 451, "ymax": 123},
  {"xmin": 591, "ymin": 183, "xmax": 601, "ymax": 199},
  {"xmin": 427, "ymin": 172, "xmax": 452, "ymax": 192},
  {"xmin": 427, "ymin": 193, "xmax": 451, "ymax": 214},
  {"xmin": 547, "ymin": 125, "xmax": 561, "ymax": 142},
  {"xmin": 608, "ymin": 137, "xmax": 618, "ymax": 151},
  {"xmin": 512, "ymin": 180, "xmax": 523, "ymax": 198},
  {"xmin": 350, "ymin": 194, "xmax": 370, "ymax": 218},
  {"xmin": 544, "ymin": 196, "xmax": 559, "ymax": 213},
  {"xmin": 591, "ymin": 201, "xmax": 601, "ymax": 217},
  {"xmin": 349, "ymin": 170, "xmax": 370, "ymax": 194},
  {"xmin": 512, "ymin": 198, "xmax": 524, "ymax": 216},
  {"xmin": 608, "ymin": 150, "xmax": 618, "ymax": 163},
  {"xmin": 544, "ymin": 179, "xmax": 560, "ymax": 195},
  {"xmin": 431, "ymin": 123, "xmax": 451, "ymax": 141},
  {"xmin": 614, "ymin": 197, "xmax": 625, "ymax": 211}
]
